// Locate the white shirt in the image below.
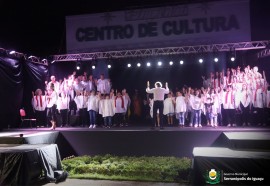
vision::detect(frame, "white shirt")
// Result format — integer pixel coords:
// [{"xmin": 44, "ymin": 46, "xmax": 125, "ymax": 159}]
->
[
  {"xmin": 57, "ymin": 95, "xmax": 70, "ymax": 110},
  {"xmin": 74, "ymin": 95, "xmax": 87, "ymax": 109},
  {"xmin": 222, "ymin": 90, "xmax": 235, "ymax": 109},
  {"xmin": 163, "ymin": 97, "xmax": 175, "ymax": 115},
  {"xmin": 175, "ymin": 96, "xmax": 187, "ymax": 113},
  {"xmin": 87, "ymin": 95, "xmax": 99, "ymax": 112},
  {"xmin": 189, "ymin": 95, "xmax": 203, "ymax": 110},
  {"xmin": 146, "ymin": 87, "xmax": 169, "ymax": 101},
  {"xmin": 99, "ymin": 98, "xmax": 115, "ymax": 117},
  {"xmin": 97, "ymin": 79, "xmax": 110, "ymax": 94},
  {"xmin": 46, "ymin": 91, "xmax": 57, "ymax": 108},
  {"xmin": 32, "ymin": 95, "xmax": 46, "ymax": 111},
  {"xmin": 115, "ymin": 96, "xmax": 126, "ymax": 113}
]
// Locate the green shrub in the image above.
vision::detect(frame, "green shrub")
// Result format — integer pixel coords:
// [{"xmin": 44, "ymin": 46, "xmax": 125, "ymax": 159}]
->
[{"xmin": 62, "ymin": 155, "xmax": 192, "ymax": 183}]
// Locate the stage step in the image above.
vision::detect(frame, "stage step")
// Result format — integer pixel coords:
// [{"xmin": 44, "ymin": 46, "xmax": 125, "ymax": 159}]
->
[{"xmin": 211, "ymin": 132, "xmax": 270, "ymax": 150}]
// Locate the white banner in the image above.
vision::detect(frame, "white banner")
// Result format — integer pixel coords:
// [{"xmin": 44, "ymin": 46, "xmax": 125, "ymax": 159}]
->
[{"xmin": 66, "ymin": 0, "xmax": 250, "ymax": 53}]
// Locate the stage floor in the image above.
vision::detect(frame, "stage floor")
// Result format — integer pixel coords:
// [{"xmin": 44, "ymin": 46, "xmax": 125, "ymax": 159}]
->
[
  {"xmin": 3, "ymin": 125, "xmax": 270, "ymax": 132},
  {"xmin": 1, "ymin": 125, "xmax": 269, "ymax": 158}
]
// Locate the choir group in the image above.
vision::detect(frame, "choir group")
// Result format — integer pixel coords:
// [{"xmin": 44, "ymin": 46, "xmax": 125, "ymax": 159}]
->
[
  {"xmin": 160, "ymin": 65, "xmax": 270, "ymax": 128},
  {"xmin": 31, "ymin": 65, "xmax": 270, "ymax": 129},
  {"xmin": 32, "ymin": 72, "xmax": 130, "ymax": 130}
]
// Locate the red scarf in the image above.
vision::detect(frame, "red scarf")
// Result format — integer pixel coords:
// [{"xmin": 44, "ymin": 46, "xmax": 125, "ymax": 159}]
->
[
  {"xmin": 40, "ymin": 95, "xmax": 43, "ymax": 107},
  {"xmin": 115, "ymin": 96, "xmax": 124, "ymax": 108},
  {"xmin": 35, "ymin": 96, "xmax": 43, "ymax": 107}
]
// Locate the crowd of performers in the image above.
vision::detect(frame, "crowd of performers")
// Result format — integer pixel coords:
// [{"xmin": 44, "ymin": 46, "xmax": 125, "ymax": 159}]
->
[
  {"xmin": 32, "ymin": 72, "xmax": 131, "ymax": 130},
  {"xmin": 159, "ymin": 65, "xmax": 270, "ymax": 128},
  {"xmin": 31, "ymin": 65, "xmax": 270, "ymax": 130}
]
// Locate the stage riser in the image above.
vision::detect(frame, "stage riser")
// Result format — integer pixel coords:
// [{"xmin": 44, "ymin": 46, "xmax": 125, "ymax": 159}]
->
[
  {"xmin": 57, "ymin": 131, "xmax": 222, "ymax": 158},
  {"xmin": 212, "ymin": 132, "xmax": 270, "ymax": 150}
]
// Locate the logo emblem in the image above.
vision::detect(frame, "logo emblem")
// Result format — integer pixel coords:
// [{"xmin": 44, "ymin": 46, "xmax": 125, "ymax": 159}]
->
[{"xmin": 205, "ymin": 169, "xmax": 221, "ymax": 184}]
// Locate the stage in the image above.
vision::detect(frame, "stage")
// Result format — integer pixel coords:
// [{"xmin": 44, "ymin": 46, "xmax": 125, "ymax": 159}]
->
[
  {"xmin": 1, "ymin": 125, "xmax": 270, "ymax": 185},
  {"xmin": 1, "ymin": 125, "xmax": 270, "ymax": 158}
]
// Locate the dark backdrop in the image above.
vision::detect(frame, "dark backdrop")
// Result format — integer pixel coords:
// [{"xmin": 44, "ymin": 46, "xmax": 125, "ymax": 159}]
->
[{"xmin": 0, "ymin": 56, "xmax": 48, "ymax": 130}]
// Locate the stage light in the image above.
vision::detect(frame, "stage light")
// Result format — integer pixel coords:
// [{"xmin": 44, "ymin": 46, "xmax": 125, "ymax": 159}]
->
[
  {"xmin": 180, "ymin": 60, "xmax": 184, "ymax": 65},
  {"xmin": 146, "ymin": 62, "xmax": 151, "ymax": 67},
  {"xmin": 199, "ymin": 58, "xmax": 203, "ymax": 63},
  {"xmin": 229, "ymin": 48, "xmax": 236, "ymax": 62},
  {"xmin": 127, "ymin": 63, "xmax": 131, "ymax": 68},
  {"xmin": 92, "ymin": 65, "xmax": 96, "ymax": 69},
  {"xmin": 213, "ymin": 48, "xmax": 219, "ymax": 63},
  {"xmin": 158, "ymin": 61, "xmax": 162, "ymax": 66},
  {"xmin": 76, "ymin": 59, "xmax": 81, "ymax": 70},
  {"xmin": 9, "ymin": 50, "xmax": 16, "ymax": 55},
  {"xmin": 137, "ymin": 63, "xmax": 141, "ymax": 67},
  {"xmin": 169, "ymin": 61, "xmax": 173, "ymax": 65},
  {"xmin": 107, "ymin": 64, "xmax": 111, "ymax": 69}
]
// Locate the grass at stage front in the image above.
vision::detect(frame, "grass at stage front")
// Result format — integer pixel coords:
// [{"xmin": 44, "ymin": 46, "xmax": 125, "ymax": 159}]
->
[{"xmin": 62, "ymin": 154, "xmax": 192, "ymax": 183}]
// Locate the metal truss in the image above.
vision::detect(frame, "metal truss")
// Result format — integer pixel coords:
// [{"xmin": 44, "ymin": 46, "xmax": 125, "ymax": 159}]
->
[
  {"xmin": 27, "ymin": 56, "xmax": 48, "ymax": 66},
  {"xmin": 257, "ymin": 48, "xmax": 270, "ymax": 59},
  {"xmin": 52, "ymin": 40, "xmax": 270, "ymax": 62},
  {"xmin": 0, "ymin": 48, "xmax": 48, "ymax": 66}
]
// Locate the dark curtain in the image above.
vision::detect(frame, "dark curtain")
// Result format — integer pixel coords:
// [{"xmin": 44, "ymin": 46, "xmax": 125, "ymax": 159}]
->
[
  {"xmin": 22, "ymin": 61, "xmax": 48, "ymax": 120},
  {"xmin": 0, "ymin": 57, "xmax": 48, "ymax": 130}
]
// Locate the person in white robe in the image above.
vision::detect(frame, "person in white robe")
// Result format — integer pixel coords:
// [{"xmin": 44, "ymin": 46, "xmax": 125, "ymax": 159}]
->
[
  {"xmin": 163, "ymin": 92, "xmax": 175, "ymax": 125},
  {"xmin": 32, "ymin": 89, "xmax": 47, "ymax": 127},
  {"xmin": 175, "ymin": 91, "xmax": 187, "ymax": 127},
  {"xmin": 99, "ymin": 94, "xmax": 115, "ymax": 128}
]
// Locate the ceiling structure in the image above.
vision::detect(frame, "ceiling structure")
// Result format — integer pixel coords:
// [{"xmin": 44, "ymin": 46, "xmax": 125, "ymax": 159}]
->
[{"xmin": 52, "ymin": 40, "xmax": 270, "ymax": 62}]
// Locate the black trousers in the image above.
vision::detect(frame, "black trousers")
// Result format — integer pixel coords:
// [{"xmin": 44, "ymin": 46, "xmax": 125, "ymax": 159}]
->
[
  {"xmin": 34, "ymin": 110, "xmax": 46, "ymax": 126},
  {"xmin": 47, "ymin": 105, "xmax": 57, "ymax": 126},
  {"xmin": 224, "ymin": 109, "xmax": 235, "ymax": 125},
  {"xmin": 153, "ymin": 100, "xmax": 164, "ymax": 127},
  {"xmin": 78, "ymin": 108, "xmax": 87, "ymax": 126},
  {"xmin": 60, "ymin": 109, "xmax": 69, "ymax": 126},
  {"xmin": 240, "ymin": 103, "xmax": 251, "ymax": 125}
]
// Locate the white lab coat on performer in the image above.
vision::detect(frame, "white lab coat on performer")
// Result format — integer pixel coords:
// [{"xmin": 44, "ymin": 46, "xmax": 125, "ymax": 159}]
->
[
  {"xmin": 237, "ymin": 89, "xmax": 252, "ymax": 108},
  {"xmin": 252, "ymin": 83, "xmax": 264, "ymax": 109},
  {"xmin": 32, "ymin": 95, "xmax": 47, "ymax": 111},
  {"xmin": 189, "ymin": 94, "xmax": 203, "ymax": 111},
  {"xmin": 175, "ymin": 95, "xmax": 187, "ymax": 113},
  {"xmin": 163, "ymin": 97, "xmax": 175, "ymax": 115},
  {"xmin": 56, "ymin": 94, "xmax": 70, "ymax": 110},
  {"xmin": 114, "ymin": 96, "xmax": 126, "ymax": 114},
  {"xmin": 87, "ymin": 94, "xmax": 99, "ymax": 112},
  {"xmin": 46, "ymin": 91, "xmax": 57, "ymax": 108},
  {"xmin": 74, "ymin": 95, "xmax": 88, "ymax": 110},
  {"xmin": 99, "ymin": 98, "xmax": 115, "ymax": 117},
  {"xmin": 222, "ymin": 90, "xmax": 235, "ymax": 109}
]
